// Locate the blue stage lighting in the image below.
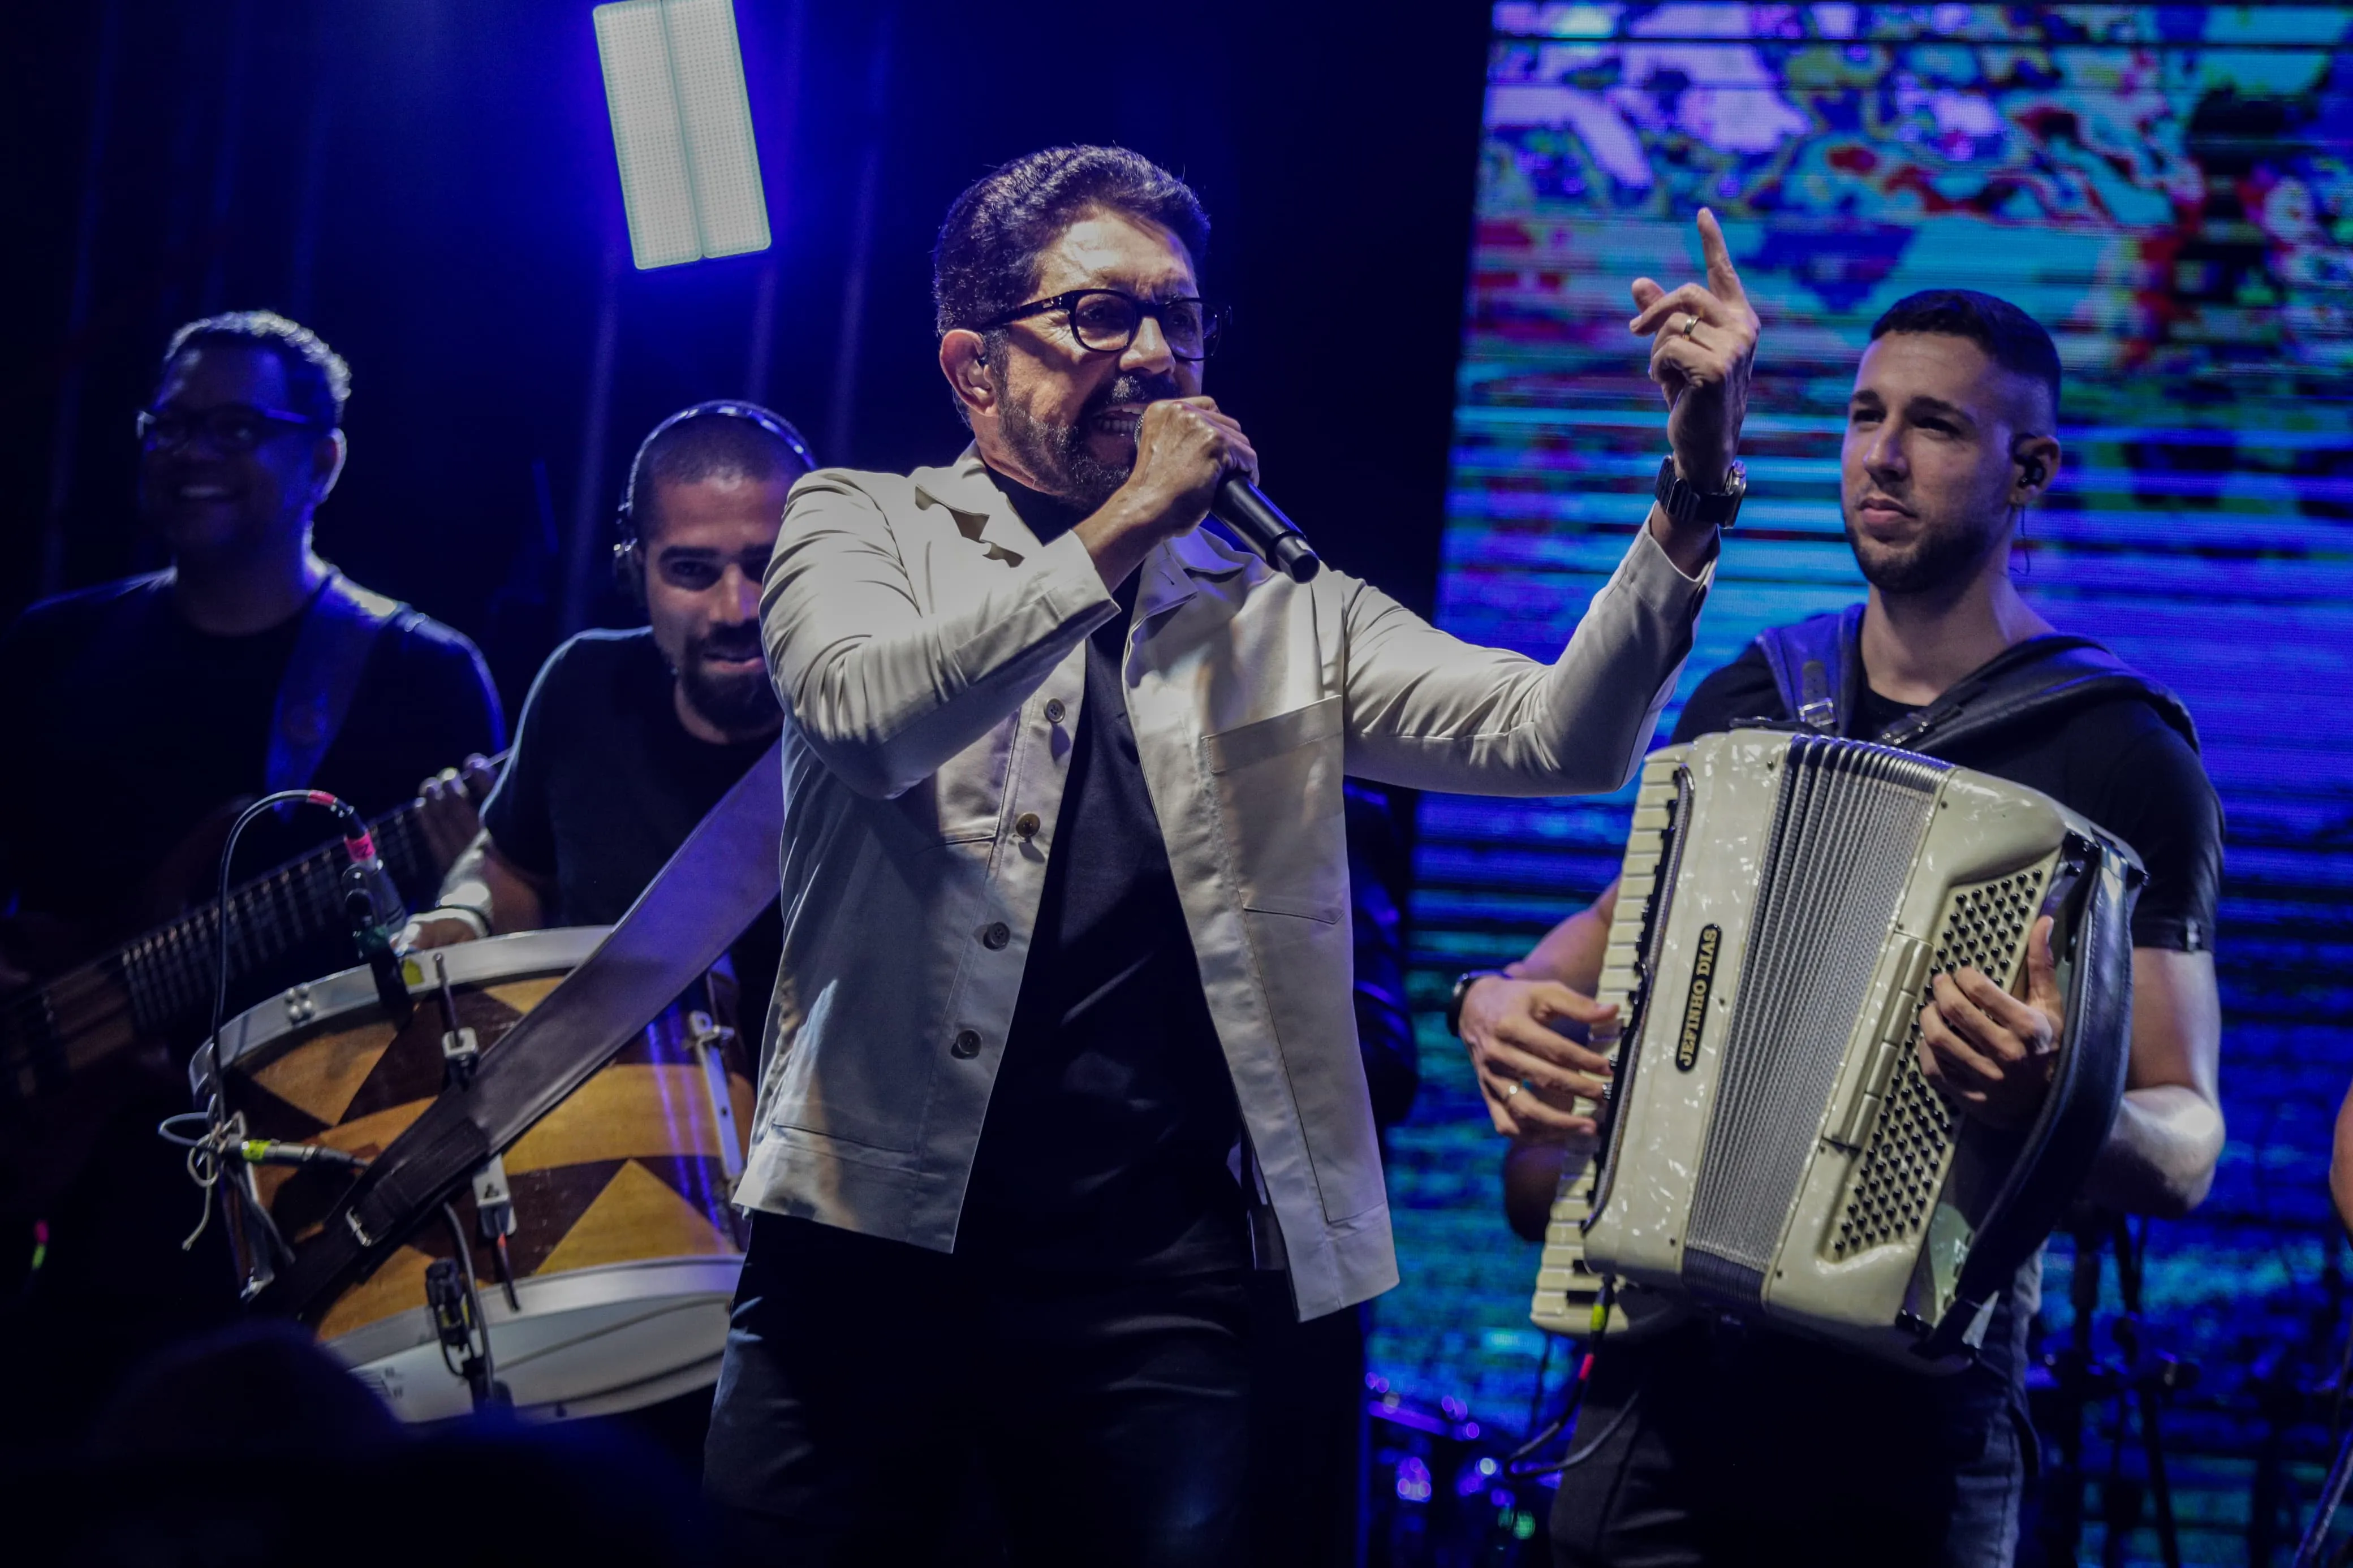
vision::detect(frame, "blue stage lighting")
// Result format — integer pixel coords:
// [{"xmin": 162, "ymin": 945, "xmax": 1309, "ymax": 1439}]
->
[{"xmin": 593, "ymin": 0, "xmax": 770, "ymax": 269}]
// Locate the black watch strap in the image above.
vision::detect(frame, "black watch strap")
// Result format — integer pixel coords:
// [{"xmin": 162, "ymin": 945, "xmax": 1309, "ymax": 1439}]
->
[
  {"xmin": 1654, "ymin": 455, "xmax": 1747, "ymax": 530},
  {"xmin": 1447, "ymin": 969, "xmax": 1508, "ymax": 1039}
]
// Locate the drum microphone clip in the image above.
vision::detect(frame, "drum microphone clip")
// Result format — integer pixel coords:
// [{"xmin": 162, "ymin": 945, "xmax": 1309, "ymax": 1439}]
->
[
  {"xmin": 425, "ymin": 1254, "xmax": 511, "ymax": 1411},
  {"xmin": 330, "ymin": 805, "xmax": 415, "ymax": 1027}
]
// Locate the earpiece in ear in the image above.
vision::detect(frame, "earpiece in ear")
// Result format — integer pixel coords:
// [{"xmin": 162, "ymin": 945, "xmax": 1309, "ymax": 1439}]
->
[{"xmin": 2020, "ymin": 458, "xmax": 2046, "ymax": 487}]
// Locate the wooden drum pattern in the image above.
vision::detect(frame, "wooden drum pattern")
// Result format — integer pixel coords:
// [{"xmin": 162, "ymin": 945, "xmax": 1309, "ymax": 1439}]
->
[{"xmin": 208, "ymin": 928, "xmax": 755, "ymax": 1422}]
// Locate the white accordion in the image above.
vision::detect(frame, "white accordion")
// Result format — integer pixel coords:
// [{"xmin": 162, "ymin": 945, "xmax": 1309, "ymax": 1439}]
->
[{"xmin": 1530, "ymin": 729, "xmax": 2142, "ymax": 1369}]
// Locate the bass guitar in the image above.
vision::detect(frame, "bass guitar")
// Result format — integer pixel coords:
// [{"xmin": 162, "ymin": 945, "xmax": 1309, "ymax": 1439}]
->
[{"xmin": 0, "ymin": 765, "xmax": 495, "ymax": 1210}]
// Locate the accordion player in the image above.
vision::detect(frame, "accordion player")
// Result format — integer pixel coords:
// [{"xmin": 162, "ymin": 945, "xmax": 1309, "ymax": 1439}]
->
[{"xmin": 1529, "ymin": 728, "xmax": 2143, "ymax": 1370}]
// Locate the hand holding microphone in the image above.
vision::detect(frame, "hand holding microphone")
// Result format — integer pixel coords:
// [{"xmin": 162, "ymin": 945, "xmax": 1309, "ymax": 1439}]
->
[{"xmin": 1099, "ymin": 396, "xmax": 1319, "ymax": 582}]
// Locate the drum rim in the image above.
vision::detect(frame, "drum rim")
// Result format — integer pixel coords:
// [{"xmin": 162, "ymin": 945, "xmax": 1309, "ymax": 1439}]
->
[
  {"xmin": 323, "ymin": 1253, "xmax": 746, "ymax": 1367},
  {"xmin": 200, "ymin": 925, "xmax": 613, "ymax": 1081}
]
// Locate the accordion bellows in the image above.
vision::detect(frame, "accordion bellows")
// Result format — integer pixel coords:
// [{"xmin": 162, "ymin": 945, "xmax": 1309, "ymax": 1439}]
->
[{"xmin": 1532, "ymin": 730, "xmax": 2143, "ymax": 1370}]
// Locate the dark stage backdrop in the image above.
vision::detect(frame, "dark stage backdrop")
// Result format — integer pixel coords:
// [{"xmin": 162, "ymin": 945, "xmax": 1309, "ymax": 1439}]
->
[
  {"xmin": 5, "ymin": 0, "xmax": 1492, "ymax": 716},
  {"xmin": 1374, "ymin": 6, "xmax": 2353, "ymax": 1565}
]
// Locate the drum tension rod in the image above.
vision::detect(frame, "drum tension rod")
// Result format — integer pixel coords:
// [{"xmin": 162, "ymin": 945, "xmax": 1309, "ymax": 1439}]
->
[{"xmin": 432, "ymin": 955, "xmax": 522, "ymax": 1311}]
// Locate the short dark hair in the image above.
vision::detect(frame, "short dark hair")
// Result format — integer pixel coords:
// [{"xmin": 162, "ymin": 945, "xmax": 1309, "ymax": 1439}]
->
[
  {"xmin": 620, "ymin": 401, "xmax": 815, "ymax": 547},
  {"xmin": 1868, "ymin": 290, "xmax": 2061, "ymax": 423},
  {"xmin": 161, "ymin": 310, "xmax": 352, "ymax": 428},
  {"xmin": 932, "ymin": 145, "xmax": 1210, "ymax": 339}
]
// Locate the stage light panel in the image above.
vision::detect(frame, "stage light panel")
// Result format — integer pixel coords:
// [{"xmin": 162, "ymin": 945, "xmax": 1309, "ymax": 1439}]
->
[{"xmin": 594, "ymin": 0, "xmax": 770, "ymax": 270}]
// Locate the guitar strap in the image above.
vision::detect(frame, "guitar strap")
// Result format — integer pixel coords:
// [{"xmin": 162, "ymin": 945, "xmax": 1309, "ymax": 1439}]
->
[
  {"xmin": 266, "ymin": 570, "xmax": 406, "ymax": 796},
  {"xmin": 255, "ymin": 737, "xmax": 785, "ymax": 1324}
]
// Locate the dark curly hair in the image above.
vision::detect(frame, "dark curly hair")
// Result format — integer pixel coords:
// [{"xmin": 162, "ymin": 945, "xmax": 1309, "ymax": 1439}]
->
[
  {"xmin": 932, "ymin": 145, "xmax": 1210, "ymax": 340},
  {"xmin": 1869, "ymin": 290, "xmax": 2061, "ymax": 422},
  {"xmin": 161, "ymin": 310, "xmax": 352, "ymax": 428}
]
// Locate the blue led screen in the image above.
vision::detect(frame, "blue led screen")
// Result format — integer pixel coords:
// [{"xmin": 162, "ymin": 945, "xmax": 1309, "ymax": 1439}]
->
[{"xmin": 1371, "ymin": 7, "xmax": 2353, "ymax": 1561}]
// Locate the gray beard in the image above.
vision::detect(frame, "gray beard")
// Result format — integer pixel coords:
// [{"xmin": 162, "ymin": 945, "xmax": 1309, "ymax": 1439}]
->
[{"xmin": 994, "ymin": 369, "xmax": 1183, "ymax": 511}]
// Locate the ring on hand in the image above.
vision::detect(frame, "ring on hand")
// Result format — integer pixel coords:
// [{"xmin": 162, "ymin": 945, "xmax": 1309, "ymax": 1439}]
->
[
  {"xmin": 1503, "ymin": 1079, "xmax": 1526, "ymax": 1103},
  {"xmin": 1679, "ymin": 313, "xmax": 1702, "ymax": 341}
]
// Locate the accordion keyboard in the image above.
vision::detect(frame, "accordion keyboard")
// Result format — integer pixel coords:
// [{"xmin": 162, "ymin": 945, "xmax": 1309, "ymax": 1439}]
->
[{"xmin": 1529, "ymin": 755, "xmax": 1682, "ymax": 1337}]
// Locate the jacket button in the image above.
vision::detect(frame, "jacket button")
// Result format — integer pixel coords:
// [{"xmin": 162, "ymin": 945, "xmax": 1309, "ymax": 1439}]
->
[
  {"xmin": 951, "ymin": 1029, "xmax": 981, "ymax": 1059},
  {"xmin": 981, "ymin": 921, "xmax": 1011, "ymax": 949},
  {"xmin": 1014, "ymin": 812, "xmax": 1041, "ymax": 839},
  {"xmin": 1044, "ymin": 698, "xmax": 1066, "ymax": 724}
]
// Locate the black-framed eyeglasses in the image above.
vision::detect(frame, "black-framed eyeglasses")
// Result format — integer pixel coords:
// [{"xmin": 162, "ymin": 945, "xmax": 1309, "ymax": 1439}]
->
[
  {"xmin": 136, "ymin": 403, "xmax": 325, "ymax": 454},
  {"xmin": 977, "ymin": 289, "xmax": 1226, "ymax": 362}
]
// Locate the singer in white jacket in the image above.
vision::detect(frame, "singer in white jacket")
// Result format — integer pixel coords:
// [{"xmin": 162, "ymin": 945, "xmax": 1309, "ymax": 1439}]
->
[{"xmin": 705, "ymin": 144, "xmax": 1759, "ymax": 1563}]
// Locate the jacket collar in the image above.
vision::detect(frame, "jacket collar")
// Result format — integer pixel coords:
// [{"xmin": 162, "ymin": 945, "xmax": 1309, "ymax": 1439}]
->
[
  {"xmin": 910, "ymin": 447, "xmax": 1045, "ymax": 564},
  {"xmin": 912, "ymin": 445, "xmax": 1259, "ymax": 623}
]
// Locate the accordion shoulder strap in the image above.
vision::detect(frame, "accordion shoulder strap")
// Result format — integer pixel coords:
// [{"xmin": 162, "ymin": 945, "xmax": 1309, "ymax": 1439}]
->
[
  {"xmin": 1754, "ymin": 606, "xmax": 1862, "ymax": 735},
  {"xmin": 1754, "ymin": 608, "xmax": 2200, "ymax": 758}
]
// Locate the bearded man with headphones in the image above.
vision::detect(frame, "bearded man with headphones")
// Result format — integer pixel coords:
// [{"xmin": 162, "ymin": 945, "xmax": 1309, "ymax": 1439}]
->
[{"xmin": 404, "ymin": 400, "xmax": 814, "ymax": 997}]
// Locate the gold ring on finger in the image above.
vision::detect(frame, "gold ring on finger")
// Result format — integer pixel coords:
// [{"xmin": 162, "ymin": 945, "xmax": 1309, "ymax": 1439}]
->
[
  {"xmin": 1680, "ymin": 313, "xmax": 1701, "ymax": 340},
  {"xmin": 1503, "ymin": 1079, "xmax": 1526, "ymax": 1102}
]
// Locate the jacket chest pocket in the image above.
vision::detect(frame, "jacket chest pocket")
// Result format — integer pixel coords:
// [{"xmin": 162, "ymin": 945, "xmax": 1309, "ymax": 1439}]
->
[
  {"xmin": 889, "ymin": 718, "xmax": 1015, "ymax": 844},
  {"xmin": 1202, "ymin": 694, "xmax": 1347, "ymax": 918}
]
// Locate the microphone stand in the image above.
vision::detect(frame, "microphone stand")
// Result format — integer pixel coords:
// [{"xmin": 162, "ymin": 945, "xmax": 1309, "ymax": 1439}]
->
[{"xmin": 2040, "ymin": 1211, "xmax": 2190, "ymax": 1568}]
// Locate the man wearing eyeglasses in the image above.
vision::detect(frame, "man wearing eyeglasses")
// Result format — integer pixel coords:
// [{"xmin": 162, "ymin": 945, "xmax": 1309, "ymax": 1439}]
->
[
  {"xmin": 0, "ymin": 311, "xmax": 501, "ymax": 1446},
  {"xmin": 703, "ymin": 144, "xmax": 1757, "ymax": 1562}
]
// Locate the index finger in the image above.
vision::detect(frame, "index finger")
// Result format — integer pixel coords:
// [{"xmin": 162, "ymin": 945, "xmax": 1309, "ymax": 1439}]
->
[{"xmin": 1696, "ymin": 208, "xmax": 1747, "ymax": 306}]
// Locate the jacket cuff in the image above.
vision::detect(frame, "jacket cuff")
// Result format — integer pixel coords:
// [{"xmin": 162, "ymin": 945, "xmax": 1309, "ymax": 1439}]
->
[
  {"xmin": 1617, "ymin": 521, "xmax": 1716, "ymax": 620},
  {"xmin": 1031, "ymin": 524, "xmax": 1119, "ymax": 634}
]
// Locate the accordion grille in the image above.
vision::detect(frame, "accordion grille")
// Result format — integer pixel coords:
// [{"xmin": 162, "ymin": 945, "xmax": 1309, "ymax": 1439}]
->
[
  {"xmin": 1829, "ymin": 869, "xmax": 2046, "ymax": 1259},
  {"xmin": 1682, "ymin": 738, "xmax": 1945, "ymax": 1308}
]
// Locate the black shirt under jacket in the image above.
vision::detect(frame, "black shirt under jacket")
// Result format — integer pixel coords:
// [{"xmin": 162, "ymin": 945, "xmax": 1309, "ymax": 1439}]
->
[{"xmin": 954, "ymin": 468, "xmax": 1248, "ymax": 1277}]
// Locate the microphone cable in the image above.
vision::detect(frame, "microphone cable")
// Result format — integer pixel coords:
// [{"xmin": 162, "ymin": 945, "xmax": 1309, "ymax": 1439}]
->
[{"xmin": 171, "ymin": 790, "xmax": 378, "ymax": 1263}]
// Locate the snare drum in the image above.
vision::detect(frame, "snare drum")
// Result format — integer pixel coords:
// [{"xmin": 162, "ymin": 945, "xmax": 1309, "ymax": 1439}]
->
[{"xmin": 206, "ymin": 928, "xmax": 754, "ymax": 1423}]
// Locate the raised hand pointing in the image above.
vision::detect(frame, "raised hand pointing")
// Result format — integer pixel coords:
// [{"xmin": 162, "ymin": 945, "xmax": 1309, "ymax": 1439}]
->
[{"xmin": 1628, "ymin": 208, "xmax": 1759, "ymax": 496}]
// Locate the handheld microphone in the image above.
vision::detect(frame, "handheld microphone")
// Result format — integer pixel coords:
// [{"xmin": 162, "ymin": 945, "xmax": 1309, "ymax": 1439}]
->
[{"xmin": 1210, "ymin": 475, "xmax": 1321, "ymax": 583}]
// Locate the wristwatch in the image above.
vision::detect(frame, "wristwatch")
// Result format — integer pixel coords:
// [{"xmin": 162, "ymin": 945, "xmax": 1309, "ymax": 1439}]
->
[
  {"xmin": 1447, "ymin": 969, "xmax": 1509, "ymax": 1039},
  {"xmin": 1654, "ymin": 455, "xmax": 1747, "ymax": 530}
]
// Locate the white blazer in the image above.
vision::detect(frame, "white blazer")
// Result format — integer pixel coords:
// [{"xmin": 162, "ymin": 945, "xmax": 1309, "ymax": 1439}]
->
[{"xmin": 742, "ymin": 447, "xmax": 1712, "ymax": 1319}]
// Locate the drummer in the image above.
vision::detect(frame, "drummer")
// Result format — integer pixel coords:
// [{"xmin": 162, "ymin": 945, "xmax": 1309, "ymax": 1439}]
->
[{"xmin": 402, "ymin": 400, "xmax": 814, "ymax": 1017}]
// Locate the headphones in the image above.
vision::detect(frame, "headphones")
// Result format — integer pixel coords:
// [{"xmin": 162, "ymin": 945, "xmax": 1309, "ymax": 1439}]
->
[{"xmin": 611, "ymin": 400, "xmax": 818, "ymax": 594}]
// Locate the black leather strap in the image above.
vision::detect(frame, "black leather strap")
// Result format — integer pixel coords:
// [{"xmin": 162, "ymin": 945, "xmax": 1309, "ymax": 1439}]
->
[
  {"xmin": 1753, "ymin": 609, "xmax": 2201, "ymax": 760},
  {"xmin": 256, "ymin": 740, "xmax": 785, "ymax": 1323},
  {"xmin": 1921, "ymin": 831, "xmax": 2144, "ymax": 1360},
  {"xmin": 267, "ymin": 571, "xmax": 403, "ymax": 796}
]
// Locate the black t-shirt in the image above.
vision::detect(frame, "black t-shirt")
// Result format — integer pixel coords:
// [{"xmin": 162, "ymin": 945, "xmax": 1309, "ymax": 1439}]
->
[
  {"xmin": 955, "ymin": 470, "xmax": 1248, "ymax": 1276},
  {"xmin": 480, "ymin": 629, "xmax": 782, "ymax": 1010},
  {"xmin": 1670, "ymin": 638, "xmax": 2223, "ymax": 952},
  {"xmin": 0, "ymin": 570, "xmax": 503, "ymax": 971}
]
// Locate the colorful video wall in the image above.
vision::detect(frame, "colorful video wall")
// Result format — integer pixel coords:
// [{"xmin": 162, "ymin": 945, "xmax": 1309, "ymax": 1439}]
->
[{"xmin": 1376, "ymin": 7, "xmax": 2353, "ymax": 1560}]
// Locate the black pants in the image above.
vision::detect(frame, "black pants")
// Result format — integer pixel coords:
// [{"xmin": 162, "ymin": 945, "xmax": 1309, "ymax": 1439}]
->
[
  {"xmin": 1548, "ymin": 1311, "xmax": 2029, "ymax": 1568},
  {"xmin": 704, "ymin": 1213, "xmax": 1252, "ymax": 1566},
  {"xmin": 1243, "ymin": 1273, "xmax": 1368, "ymax": 1568}
]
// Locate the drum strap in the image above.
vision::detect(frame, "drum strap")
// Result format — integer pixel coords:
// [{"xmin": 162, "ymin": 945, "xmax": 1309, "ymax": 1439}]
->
[{"xmin": 257, "ymin": 738, "xmax": 785, "ymax": 1324}]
